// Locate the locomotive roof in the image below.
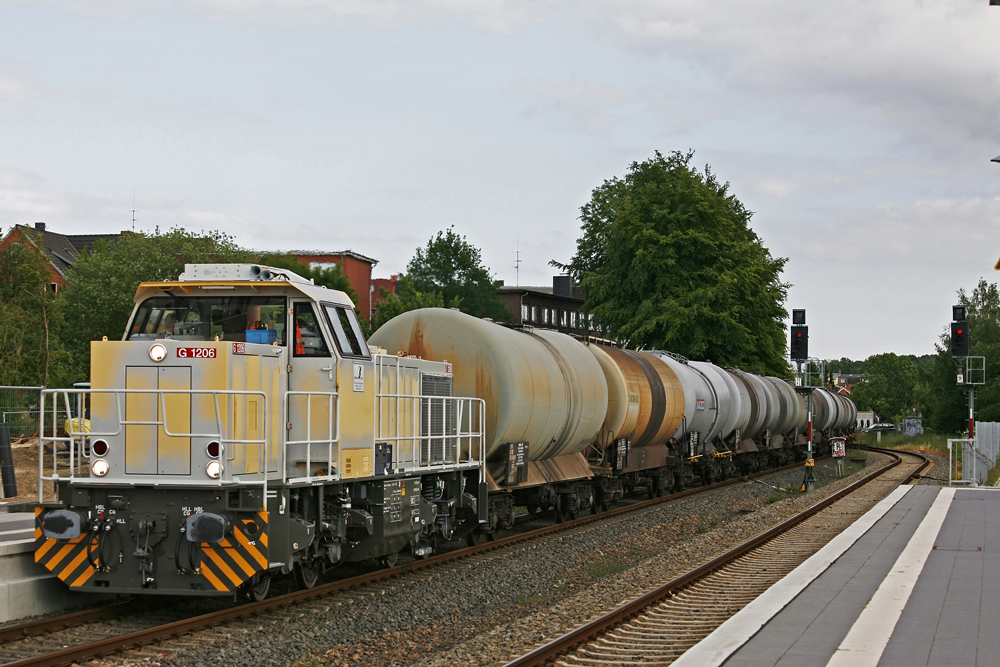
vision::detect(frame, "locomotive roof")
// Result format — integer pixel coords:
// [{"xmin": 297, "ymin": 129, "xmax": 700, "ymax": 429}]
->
[{"xmin": 133, "ymin": 263, "xmax": 355, "ymax": 309}]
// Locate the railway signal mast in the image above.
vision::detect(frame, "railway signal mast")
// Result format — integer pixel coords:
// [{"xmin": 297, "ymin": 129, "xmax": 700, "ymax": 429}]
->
[
  {"xmin": 952, "ymin": 305, "xmax": 984, "ymax": 438},
  {"xmin": 790, "ymin": 309, "xmax": 816, "ymax": 492}
]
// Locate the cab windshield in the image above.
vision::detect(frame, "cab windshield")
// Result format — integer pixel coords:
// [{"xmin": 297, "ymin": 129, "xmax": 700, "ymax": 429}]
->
[{"xmin": 127, "ymin": 296, "xmax": 287, "ymax": 344}]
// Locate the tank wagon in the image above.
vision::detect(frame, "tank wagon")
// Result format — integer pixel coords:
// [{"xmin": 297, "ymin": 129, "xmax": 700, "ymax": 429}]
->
[
  {"xmin": 34, "ymin": 267, "xmax": 855, "ymax": 599},
  {"xmin": 369, "ymin": 308, "xmax": 856, "ymax": 531}
]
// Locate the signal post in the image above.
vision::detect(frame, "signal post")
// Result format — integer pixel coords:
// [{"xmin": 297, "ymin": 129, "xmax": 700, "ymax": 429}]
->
[{"xmin": 790, "ymin": 309, "xmax": 816, "ymax": 492}]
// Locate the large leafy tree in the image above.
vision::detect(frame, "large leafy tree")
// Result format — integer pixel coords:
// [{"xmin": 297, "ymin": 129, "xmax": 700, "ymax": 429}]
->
[
  {"xmin": 406, "ymin": 227, "xmax": 509, "ymax": 321},
  {"xmin": 557, "ymin": 151, "xmax": 789, "ymax": 375},
  {"xmin": 60, "ymin": 227, "xmax": 251, "ymax": 378},
  {"xmin": 850, "ymin": 353, "xmax": 918, "ymax": 421},
  {"xmin": 0, "ymin": 235, "xmax": 72, "ymax": 386},
  {"xmin": 919, "ymin": 279, "xmax": 1000, "ymax": 431}
]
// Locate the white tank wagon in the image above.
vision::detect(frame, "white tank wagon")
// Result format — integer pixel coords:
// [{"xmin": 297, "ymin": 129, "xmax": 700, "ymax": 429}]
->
[{"xmin": 369, "ymin": 308, "xmax": 609, "ymax": 525}]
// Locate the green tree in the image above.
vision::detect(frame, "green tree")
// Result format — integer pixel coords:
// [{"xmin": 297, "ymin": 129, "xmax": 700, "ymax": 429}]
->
[
  {"xmin": 0, "ymin": 235, "xmax": 72, "ymax": 386},
  {"xmin": 921, "ymin": 279, "xmax": 1000, "ymax": 431},
  {"xmin": 406, "ymin": 227, "xmax": 509, "ymax": 321},
  {"xmin": 557, "ymin": 150, "xmax": 789, "ymax": 376},
  {"xmin": 256, "ymin": 254, "xmax": 357, "ymax": 303},
  {"xmin": 850, "ymin": 353, "xmax": 918, "ymax": 421},
  {"xmin": 369, "ymin": 275, "xmax": 445, "ymax": 333},
  {"xmin": 60, "ymin": 228, "xmax": 251, "ymax": 378}
]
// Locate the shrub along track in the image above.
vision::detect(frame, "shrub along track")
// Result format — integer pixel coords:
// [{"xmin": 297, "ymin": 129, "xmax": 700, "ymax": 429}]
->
[
  {"xmin": 0, "ymin": 458, "xmax": 823, "ymax": 667},
  {"xmin": 503, "ymin": 447, "xmax": 927, "ymax": 667}
]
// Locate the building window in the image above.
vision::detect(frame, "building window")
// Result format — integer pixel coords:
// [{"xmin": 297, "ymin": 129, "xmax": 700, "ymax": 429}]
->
[
  {"xmin": 570, "ymin": 312, "xmax": 577, "ymax": 328},
  {"xmin": 543, "ymin": 308, "xmax": 549, "ymax": 325},
  {"xmin": 531, "ymin": 305, "xmax": 538, "ymax": 322},
  {"xmin": 49, "ymin": 282, "xmax": 58, "ymax": 293},
  {"xmin": 521, "ymin": 304, "xmax": 529, "ymax": 322},
  {"xmin": 560, "ymin": 310, "xmax": 568, "ymax": 327}
]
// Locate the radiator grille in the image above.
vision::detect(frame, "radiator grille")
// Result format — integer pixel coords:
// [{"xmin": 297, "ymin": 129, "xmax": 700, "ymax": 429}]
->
[{"xmin": 420, "ymin": 374, "xmax": 454, "ymax": 465}]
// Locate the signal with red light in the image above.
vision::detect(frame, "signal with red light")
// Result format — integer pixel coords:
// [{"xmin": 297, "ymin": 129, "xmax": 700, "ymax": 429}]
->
[
  {"xmin": 790, "ymin": 325, "xmax": 808, "ymax": 360},
  {"xmin": 951, "ymin": 321, "xmax": 969, "ymax": 357}
]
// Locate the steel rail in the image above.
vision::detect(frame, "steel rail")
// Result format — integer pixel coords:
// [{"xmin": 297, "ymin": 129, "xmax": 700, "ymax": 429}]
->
[
  {"xmin": 503, "ymin": 447, "xmax": 926, "ymax": 667},
  {"xmin": 1, "ymin": 459, "xmax": 813, "ymax": 666}
]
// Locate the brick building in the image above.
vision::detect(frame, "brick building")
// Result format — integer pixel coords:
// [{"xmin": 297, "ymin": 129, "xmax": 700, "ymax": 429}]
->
[
  {"xmin": 497, "ymin": 276, "xmax": 592, "ymax": 335},
  {"xmin": 0, "ymin": 223, "xmax": 127, "ymax": 291},
  {"xmin": 286, "ymin": 250, "xmax": 378, "ymax": 323}
]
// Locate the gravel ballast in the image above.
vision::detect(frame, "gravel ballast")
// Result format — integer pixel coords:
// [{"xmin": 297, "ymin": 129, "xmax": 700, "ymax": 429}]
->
[{"xmin": 94, "ymin": 452, "xmax": 925, "ymax": 667}]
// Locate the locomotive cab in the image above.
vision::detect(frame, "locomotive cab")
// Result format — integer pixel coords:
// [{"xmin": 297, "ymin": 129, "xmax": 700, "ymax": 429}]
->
[{"xmin": 35, "ymin": 264, "xmax": 486, "ymax": 597}]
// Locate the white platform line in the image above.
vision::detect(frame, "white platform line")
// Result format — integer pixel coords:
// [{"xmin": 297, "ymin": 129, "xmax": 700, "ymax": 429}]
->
[
  {"xmin": 826, "ymin": 486, "xmax": 955, "ymax": 667},
  {"xmin": 672, "ymin": 484, "xmax": 916, "ymax": 667}
]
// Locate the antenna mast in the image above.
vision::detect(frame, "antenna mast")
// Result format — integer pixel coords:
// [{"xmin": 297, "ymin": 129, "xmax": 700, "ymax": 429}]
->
[
  {"xmin": 131, "ymin": 189, "xmax": 136, "ymax": 232},
  {"xmin": 514, "ymin": 230, "xmax": 522, "ymax": 286}
]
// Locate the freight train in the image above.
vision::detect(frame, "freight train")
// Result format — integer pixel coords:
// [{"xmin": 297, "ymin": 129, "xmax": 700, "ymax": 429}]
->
[{"xmin": 34, "ymin": 264, "xmax": 855, "ymax": 600}]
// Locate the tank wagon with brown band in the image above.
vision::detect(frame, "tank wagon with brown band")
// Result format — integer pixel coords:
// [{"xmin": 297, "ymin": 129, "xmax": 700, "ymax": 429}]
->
[{"xmin": 369, "ymin": 308, "xmax": 856, "ymax": 532}]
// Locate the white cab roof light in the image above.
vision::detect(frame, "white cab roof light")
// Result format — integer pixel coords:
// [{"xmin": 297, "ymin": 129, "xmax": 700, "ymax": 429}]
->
[{"xmin": 178, "ymin": 264, "xmax": 314, "ymax": 286}]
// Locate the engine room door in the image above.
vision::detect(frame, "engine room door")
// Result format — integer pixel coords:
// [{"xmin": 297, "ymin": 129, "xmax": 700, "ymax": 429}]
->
[{"xmin": 286, "ymin": 300, "xmax": 339, "ymax": 479}]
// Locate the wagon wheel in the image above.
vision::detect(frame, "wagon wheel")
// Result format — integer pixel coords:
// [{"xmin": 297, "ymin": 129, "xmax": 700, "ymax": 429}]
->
[
  {"xmin": 378, "ymin": 551, "xmax": 399, "ymax": 569},
  {"xmin": 294, "ymin": 558, "xmax": 321, "ymax": 590}
]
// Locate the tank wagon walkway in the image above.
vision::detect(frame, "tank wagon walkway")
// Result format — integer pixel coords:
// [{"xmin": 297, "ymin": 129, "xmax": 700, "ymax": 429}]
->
[{"xmin": 673, "ymin": 484, "xmax": 999, "ymax": 667}]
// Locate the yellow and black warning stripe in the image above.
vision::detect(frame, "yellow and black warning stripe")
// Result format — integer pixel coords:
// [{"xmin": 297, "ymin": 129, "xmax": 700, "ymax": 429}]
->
[
  {"xmin": 197, "ymin": 510, "xmax": 270, "ymax": 592},
  {"xmin": 34, "ymin": 507, "xmax": 98, "ymax": 588},
  {"xmin": 35, "ymin": 508, "xmax": 270, "ymax": 593}
]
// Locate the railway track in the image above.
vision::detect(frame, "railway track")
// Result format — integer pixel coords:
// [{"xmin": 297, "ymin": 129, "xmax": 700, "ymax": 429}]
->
[
  {"xmin": 0, "ymin": 459, "xmax": 816, "ymax": 666},
  {"xmin": 504, "ymin": 447, "xmax": 928, "ymax": 667}
]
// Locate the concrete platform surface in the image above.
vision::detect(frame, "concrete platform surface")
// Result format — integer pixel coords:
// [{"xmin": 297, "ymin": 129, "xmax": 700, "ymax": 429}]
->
[{"xmin": 677, "ymin": 484, "xmax": 997, "ymax": 667}]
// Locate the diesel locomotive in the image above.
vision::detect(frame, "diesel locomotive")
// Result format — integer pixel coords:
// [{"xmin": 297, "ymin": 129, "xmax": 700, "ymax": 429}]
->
[{"xmin": 34, "ymin": 263, "xmax": 855, "ymax": 599}]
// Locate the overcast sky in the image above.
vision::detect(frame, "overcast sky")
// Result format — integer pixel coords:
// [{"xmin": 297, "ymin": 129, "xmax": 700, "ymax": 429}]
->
[{"xmin": 2, "ymin": 0, "xmax": 999, "ymax": 362}]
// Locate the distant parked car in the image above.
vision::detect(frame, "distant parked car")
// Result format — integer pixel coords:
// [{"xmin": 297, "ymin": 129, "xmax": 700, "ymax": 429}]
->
[{"xmin": 864, "ymin": 423, "xmax": 896, "ymax": 433}]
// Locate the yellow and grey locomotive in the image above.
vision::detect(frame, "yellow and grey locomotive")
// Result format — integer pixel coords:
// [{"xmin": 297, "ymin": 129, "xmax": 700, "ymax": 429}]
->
[{"xmin": 34, "ymin": 264, "xmax": 486, "ymax": 598}]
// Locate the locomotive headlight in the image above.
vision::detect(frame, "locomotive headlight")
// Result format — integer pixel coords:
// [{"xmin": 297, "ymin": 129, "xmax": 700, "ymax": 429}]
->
[
  {"xmin": 92, "ymin": 459, "xmax": 110, "ymax": 476},
  {"xmin": 206, "ymin": 460, "xmax": 223, "ymax": 479},
  {"xmin": 206, "ymin": 441, "xmax": 223, "ymax": 458},
  {"xmin": 149, "ymin": 344, "xmax": 167, "ymax": 362},
  {"xmin": 92, "ymin": 439, "xmax": 109, "ymax": 457}
]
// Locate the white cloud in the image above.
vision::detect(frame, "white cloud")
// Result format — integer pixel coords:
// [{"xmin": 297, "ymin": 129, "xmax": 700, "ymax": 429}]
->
[
  {"xmin": 182, "ymin": 209, "xmax": 248, "ymax": 231},
  {"xmin": 0, "ymin": 188, "xmax": 68, "ymax": 220},
  {"xmin": 752, "ymin": 178, "xmax": 799, "ymax": 198},
  {"xmin": 0, "ymin": 73, "xmax": 58, "ymax": 102}
]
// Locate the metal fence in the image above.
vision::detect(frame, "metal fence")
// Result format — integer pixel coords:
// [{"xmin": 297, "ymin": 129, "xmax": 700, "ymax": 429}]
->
[
  {"xmin": 0, "ymin": 386, "xmax": 42, "ymax": 441},
  {"xmin": 949, "ymin": 422, "xmax": 1000, "ymax": 486}
]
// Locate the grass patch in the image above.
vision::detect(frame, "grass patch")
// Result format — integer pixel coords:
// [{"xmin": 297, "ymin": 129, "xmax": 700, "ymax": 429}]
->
[
  {"xmin": 854, "ymin": 431, "xmax": 953, "ymax": 456},
  {"xmin": 516, "ymin": 592, "xmax": 547, "ymax": 606},
  {"xmin": 585, "ymin": 558, "xmax": 627, "ymax": 579},
  {"xmin": 765, "ymin": 493, "xmax": 783, "ymax": 504}
]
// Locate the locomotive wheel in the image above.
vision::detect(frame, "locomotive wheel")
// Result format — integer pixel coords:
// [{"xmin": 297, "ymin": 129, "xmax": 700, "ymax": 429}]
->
[
  {"xmin": 294, "ymin": 558, "xmax": 321, "ymax": 590},
  {"xmin": 244, "ymin": 573, "xmax": 271, "ymax": 602},
  {"xmin": 379, "ymin": 551, "xmax": 399, "ymax": 568}
]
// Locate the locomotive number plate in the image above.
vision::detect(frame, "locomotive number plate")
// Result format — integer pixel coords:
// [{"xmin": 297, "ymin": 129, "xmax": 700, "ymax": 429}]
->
[{"xmin": 177, "ymin": 347, "xmax": 217, "ymax": 359}]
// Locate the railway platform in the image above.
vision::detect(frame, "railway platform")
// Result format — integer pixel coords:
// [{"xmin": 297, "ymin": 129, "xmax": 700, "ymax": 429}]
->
[
  {"xmin": 0, "ymin": 511, "xmax": 113, "ymax": 622},
  {"xmin": 675, "ymin": 483, "xmax": 996, "ymax": 667}
]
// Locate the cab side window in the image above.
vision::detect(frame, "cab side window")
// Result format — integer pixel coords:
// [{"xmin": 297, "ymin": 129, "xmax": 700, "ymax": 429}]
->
[
  {"xmin": 323, "ymin": 304, "xmax": 371, "ymax": 358},
  {"xmin": 293, "ymin": 302, "xmax": 331, "ymax": 357}
]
